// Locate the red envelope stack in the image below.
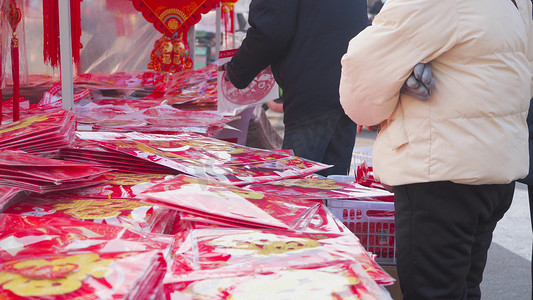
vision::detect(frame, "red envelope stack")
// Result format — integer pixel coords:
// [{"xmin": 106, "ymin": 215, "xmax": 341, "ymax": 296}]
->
[
  {"xmin": 0, "ymin": 109, "xmax": 76, "ymax": 154},
  {"xmin": 59, "ymin": 138, "xmax": 178, "ymax": 174},
  {"xmin": 0, "ymin": 214, "xmax": 170, "ymax": 299},
  {"xmin": 90, "ymin": 104, "xmax": 232, "ymax": 135},
  {"xmin": 70, "ymin": 131, "xmax": 330, "ymax": 185},
  {"xmin": 163, "ymin": 227, "xmax": 394, "ymax": 299},
  {"xmin": 0, "ymin": 149, "xmax": 110, "ymax": 193},
  {"xmin": 244, "ymin": 175, "xmax": 394, "ymax": 201},
  {"xmin": 140, "ymin": 174, "xmax": 319, "ymax": 231},
  {"xmin": 165, "ymin": 262, "xmax": 388, "ymax": 299},
  {"xmin": 0, "ymin": 186, "xmax": 28, "ymax": 212},
  {"xmin": 59, "ymin": 172, "xmax": 175, "ymax": 199},
  {"xmin": 3, "ymin": 193, "xmax": 176, "ymax": 234},
  {"xmin": 0, "ymin": 214, "xmax": 174, "ymax": 259}
]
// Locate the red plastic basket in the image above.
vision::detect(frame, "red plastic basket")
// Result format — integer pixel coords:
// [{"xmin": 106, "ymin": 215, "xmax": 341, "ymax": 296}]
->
[{"xmin": 327, "ymin": 199, "xmax": 396, "ymax": 265}]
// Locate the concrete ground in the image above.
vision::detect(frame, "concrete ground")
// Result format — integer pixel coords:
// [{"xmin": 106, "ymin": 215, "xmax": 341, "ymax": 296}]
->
[{"xmin": 266, "ymin": 110, "xmax": 533, "ymax": 299}]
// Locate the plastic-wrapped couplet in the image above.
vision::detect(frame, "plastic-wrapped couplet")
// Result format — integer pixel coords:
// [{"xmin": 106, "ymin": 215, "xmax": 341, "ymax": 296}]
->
[{"xmin": 218, "ymin": 49, "xmax": 278, "ymax": 113}]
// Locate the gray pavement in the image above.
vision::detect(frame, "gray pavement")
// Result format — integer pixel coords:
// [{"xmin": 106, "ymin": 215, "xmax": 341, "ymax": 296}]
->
[{"xmin": 265, "ymin": 111, "xmax": 533, "ymax": 299}]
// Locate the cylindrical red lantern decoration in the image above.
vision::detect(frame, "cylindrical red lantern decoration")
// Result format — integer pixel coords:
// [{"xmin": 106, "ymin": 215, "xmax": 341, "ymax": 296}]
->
[
  {"xmin": 8, "ymin": 0, "xmax": 21, "ymax": 122},
  {"xmin": 221, "ymin": 1, "xmax": 238, "ymax": 47}
]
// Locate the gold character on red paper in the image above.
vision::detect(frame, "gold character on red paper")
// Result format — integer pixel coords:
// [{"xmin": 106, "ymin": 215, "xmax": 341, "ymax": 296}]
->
[
  {"xmin": 53, "ymin": 198, "xmax": 148, "ymax": 220},
  {"xmin": 0, "ymin": 253, "xmax": 112, "ymax": 297},
  {"xmin": 148, "ymin": 33, "xmax": 193, "ymax": 73}
]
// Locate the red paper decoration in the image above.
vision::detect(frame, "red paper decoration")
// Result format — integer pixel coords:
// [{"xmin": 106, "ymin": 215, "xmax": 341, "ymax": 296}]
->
[
  {"xmin": 221, "ymin": 0, "xmax": 238, "ymax": 46},
  {"xmin": 148, "ymin": 33, "xmax": 193, "ymax": 72},
  {"xmin": 129, "ymin": 0, "xmax": 220, "ymax": 37}
]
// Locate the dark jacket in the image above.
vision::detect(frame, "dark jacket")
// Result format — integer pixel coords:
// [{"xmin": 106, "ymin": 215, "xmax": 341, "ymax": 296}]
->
[{"xmin": 225, "ymin": 0, "xmax": 369, "ymax": 126}]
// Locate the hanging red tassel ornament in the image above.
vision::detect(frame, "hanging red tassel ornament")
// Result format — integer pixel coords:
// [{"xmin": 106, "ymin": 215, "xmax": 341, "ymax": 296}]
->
[
  {"xmin": 42, "ymin": 0, "xmax": 59, "ymax": 68},
  {"xmin": 43, "ymin": 0, "xmax": 82, "ymax": 68},
  {"xmin": 8, "ymin": 0, "xmax": 21, "ymax": 122},
  {"xmin": 70, "ymin": 0, "xmax": 82, "ymax": 65}
]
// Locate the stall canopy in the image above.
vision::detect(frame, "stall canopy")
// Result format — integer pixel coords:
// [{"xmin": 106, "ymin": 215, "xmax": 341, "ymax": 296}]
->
[{"xmin": 1, "ymin": 0, "xmax": 242, "ymax": 111}]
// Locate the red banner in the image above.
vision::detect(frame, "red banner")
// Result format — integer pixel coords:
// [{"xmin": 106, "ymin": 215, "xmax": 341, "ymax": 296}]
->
[{"xmin": 130, "ymin": 0, "xmax": 219, "ymax": 37}]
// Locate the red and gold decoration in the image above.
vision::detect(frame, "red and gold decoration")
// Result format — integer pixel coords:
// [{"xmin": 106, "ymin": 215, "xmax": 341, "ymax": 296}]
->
[
  {"xmin": 7, "ymin": 0, "xmax": 20, "ymax": 122},
  {"xmin": 140, "ymin": 174, "xmax": 319, "ymax": 230},
  {"xmin": 148, "ymin": 33, "xmax": 193, "ymax": 72},
  {"xmin": 0, "ymin": 250, "xmax": 166, "ymax": 299},
  {"xmin": 130, "ymin": 0, "xmax": 220, "ymax": 71},
  {"xmin": 168, "ymin": 227, "xmax": 394, "ymax": 285},
  {"xmin": 165, "ymin": 262, "xmax": 388, "ymax": 299},
  {"xmin": 0, "ymin": 109, "xmax": 77, "ymax": 154},
  {"xmin": 221, "ymin": 0, "xmax": 238, "ymax": 46},
  {"xmin": 129, "ymin": 0, "xmax": 218, "ymax": 37},
  {"xmin": 42, "ymin": 0, "xmax": 83, "ymax": 69}
]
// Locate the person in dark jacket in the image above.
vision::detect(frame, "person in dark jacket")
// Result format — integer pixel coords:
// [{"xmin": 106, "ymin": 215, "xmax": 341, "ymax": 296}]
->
[{"xmin": 221, "ymin": 0, "xmax": 370, "ymax": 176}]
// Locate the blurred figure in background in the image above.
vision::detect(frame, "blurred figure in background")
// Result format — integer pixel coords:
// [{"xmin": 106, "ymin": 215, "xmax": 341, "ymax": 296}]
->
[{"xmin": 368, "ymin": 0, "xmax": 385, "ymax": 20}]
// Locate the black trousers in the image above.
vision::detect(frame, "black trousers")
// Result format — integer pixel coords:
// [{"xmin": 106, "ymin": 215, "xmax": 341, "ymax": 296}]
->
[
  {"xmin": 393, "ymin": 181, "xmax": 515, "ymax": 300},
  {"xmin": 282, "ymin": 110, "xmax": 356, "ymax": 176}
]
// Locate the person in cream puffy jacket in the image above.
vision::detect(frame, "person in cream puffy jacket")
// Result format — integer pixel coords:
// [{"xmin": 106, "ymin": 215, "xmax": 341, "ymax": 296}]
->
[{"xmin": 340, "ymin": 0, "xmax": 533, "ymax": 299}]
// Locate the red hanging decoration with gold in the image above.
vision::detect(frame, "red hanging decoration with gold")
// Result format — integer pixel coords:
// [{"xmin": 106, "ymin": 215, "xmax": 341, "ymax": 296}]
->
[
  {"xmin": 130, "ymin": 0, "xmax": 219, "ymax": 72},
  {"xmin": 8, "ymin": 0, "xmax": 21, "ymax": 122},
  {"xmin": 129, "ymin": 0, "xmax": 219, "ymax": 37},
  {"xmin": 148, "ymin": 33, "xmax": 193, "ymax": 72},
  {"xmin": 42, "ymin": 0, "xmax": 83, "ymax": 69},
  {"xmin": 221, "ymin": 0, "xmax": 238, "ymax": 47}
]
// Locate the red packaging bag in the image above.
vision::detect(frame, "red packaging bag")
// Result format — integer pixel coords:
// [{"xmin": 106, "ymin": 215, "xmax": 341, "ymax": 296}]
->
[
  {"xmin": 0, "ymin": 214, "xmax": 173, "ymax": 260},
  {"xmin": 164, "ymin": 262, "xmax": 392, "ymax": 300},
  {"xmin": 168, "ymin": 227, "xmax": 394, "ymax": 285},
  {"xmin": 140, "ymin": 174, "xmax": 319, "ymax": 231},
  {"xmin": 0, "ymin": 250, "xmax": 166, "ymax": 299},
  {"xmin": 2, "ymin": 195, "xmax": 164, "ymax": 233}
]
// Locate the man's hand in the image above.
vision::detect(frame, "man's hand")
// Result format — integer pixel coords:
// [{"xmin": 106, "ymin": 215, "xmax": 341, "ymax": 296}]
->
[
  {"xmin": 218, "ymin": 63, "xmax": 230, "ymax": 81},
  {"xmin": 401, "ymin": 63, "xmax": 434, "ymax": 101}
]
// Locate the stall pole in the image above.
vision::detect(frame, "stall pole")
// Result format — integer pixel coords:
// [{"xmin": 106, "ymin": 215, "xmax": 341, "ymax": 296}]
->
[
  {"xmin": 216, "ymin": 5, "xmax": 221, "ymax": 56},
  {"xmin": 188, "ymin": 26, "xmax": 196, "ymax": 68},
  {"xmin": 0, "ymin": 51, "xmax": 3, "ymax": 124},
  {"xmin": 232, "ymin": 5, "xmax": 235, "ymax": 48},
  {"xmin": 58, "ymin": 0, "xmax": 74, "ymax": 110}
]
